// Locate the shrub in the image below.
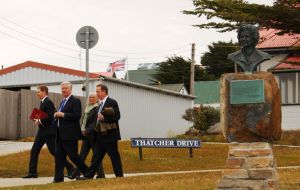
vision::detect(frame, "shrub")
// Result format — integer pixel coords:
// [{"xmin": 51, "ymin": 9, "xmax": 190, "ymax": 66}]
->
[{"xmin": 183, "ymin": 105, "xmax": 220, "ymax": 135}]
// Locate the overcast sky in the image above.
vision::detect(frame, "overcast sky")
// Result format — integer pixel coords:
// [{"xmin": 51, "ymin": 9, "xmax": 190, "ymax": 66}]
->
[{"xmin": 0, "ymin": 0, "xmax": 273, "ymax": 72}]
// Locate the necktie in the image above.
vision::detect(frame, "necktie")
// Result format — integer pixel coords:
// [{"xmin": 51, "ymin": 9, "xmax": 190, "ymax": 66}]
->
[
  {"xmin": 58, "ymin": 99, "xmax": 66, "ymax": 112},
  {"xmin": 98, "ymin": 102, "xmax": 104, "ymax": 113}
]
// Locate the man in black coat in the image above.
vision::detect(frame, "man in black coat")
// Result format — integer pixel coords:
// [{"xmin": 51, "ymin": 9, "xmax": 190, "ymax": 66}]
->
[
  {"xmin": 23, "ymin": 85, "xmax": 74, "ymax": 178},
  {"xmin": 53, "ymin": 82, "xmax": 88, "ymax": 183},
  {"xmin": 78, "ymin": 84, "xmax": 123, "ymax": 180}
]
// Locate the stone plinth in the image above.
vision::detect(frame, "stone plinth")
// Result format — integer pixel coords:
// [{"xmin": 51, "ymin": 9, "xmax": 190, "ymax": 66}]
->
[
  {"xmin": 220, "ymin": 71, "xmax": 282, "ymax": 142},
  {"xmin": 216, "ymin": 142, "xmax": 279, "ymax": 190}
]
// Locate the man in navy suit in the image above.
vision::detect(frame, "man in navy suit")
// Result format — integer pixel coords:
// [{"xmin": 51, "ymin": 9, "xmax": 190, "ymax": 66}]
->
[
  {"xmin": 53, "ymin": 82, "xmax": 88, "ymax": 183},
  {"xmin": 23, "ymin": 85, "xmax": 74, "ymax": 179},
  {"xmin": 78, "ymin": 83, "xmax": 123, "ymax": 180}
]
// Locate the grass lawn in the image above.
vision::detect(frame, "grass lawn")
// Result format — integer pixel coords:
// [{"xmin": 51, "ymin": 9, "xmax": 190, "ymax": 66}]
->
[
  {"xmin": 1, "ymin": 141, "xmax": 300, "ymax": 178},
  {"xmin": 1, "ymin": 132, "xmax": 299, "ymax": 189},
  {"xmin": 0, "ymin": 141, "xmax": 228, "ymax": 178}
]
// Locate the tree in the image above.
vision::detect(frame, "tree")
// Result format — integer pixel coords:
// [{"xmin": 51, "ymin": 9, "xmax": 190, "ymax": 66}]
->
[
  {"xmin": 201, "ymin": 41, "xmax": 239, "ymax": 79},
  {"xmin": 182, "ymin": 106, "xmax": 220, "ymax": 135},
  {"xmin": 183, "ymin": 0, "xmax": 300, "ymax": 34},
  {"xmin": 153, "ymin": 56, "xmax": 213, "ymax": 92}
]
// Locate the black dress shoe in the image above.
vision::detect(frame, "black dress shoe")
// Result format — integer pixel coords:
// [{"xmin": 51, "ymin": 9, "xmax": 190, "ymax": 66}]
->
[
  {"xmin": 65, "ymin": 167, "xmax": 75, "ymax": 178},
  {"xmin": 22, "ymin": 174, "xmax": 38, "ymax": 178},
  {"xmin": 96, "ymin": 175, "xmax": 105, "ymax": 179},
  {"xmin": 52, "ymin": 179, "xmax": 64, "ymax": 183},
  {"xmin": 66, "ymin": 171, "xmax": 79, "ymax": 180},
  {"xmin": 76, "ymin": 176, "xmax": 92, "ymax": 180}
]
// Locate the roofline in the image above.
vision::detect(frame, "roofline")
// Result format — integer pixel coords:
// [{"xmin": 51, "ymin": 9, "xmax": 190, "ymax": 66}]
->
[
  {"xmin": 257, "ymin": 47, "xmax": 299, "ymax": 52},
  {"xmin": 271, "ymin": 69, "xmax": 300, "ymax": 73},
  {"xmin": 1, "ymin": 77, "xmax": 195, "ymax": 100},
  {"xmin": 0, "ymin": 61, "xmax": 100, "ymax": 78}
]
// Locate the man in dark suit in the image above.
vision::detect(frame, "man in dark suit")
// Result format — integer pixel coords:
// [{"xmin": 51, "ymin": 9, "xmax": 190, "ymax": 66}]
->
[
  {"xmin": 78, "ymin": 84, "xmax": 123, "ymax": 180},
  {"xmin": 23, "ymin": 85, "xmax": 74, "ymax": 178},
  {"xmin": 53, "ymin": 82, "xmax": 88, "ymax": 183}
]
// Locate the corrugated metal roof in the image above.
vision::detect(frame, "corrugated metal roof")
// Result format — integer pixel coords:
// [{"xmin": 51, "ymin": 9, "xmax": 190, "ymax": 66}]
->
[
  {"xmin": 151, "ymin": 83, "xmax": 184, "ymax": 92},
  {"xmin": 0, "ymin": 61, "xmax": 100, "ymax": 78},
  {"xmin": 257, "ymin": 29, "xmax": 300, "ymax": 49},
  {"xmin": 194, "ymin": 80, "xmax": 220, "ymax": 104},
  {"xmin": 125, "ymin": 69, "xmax": 157, "ymax": 85}
]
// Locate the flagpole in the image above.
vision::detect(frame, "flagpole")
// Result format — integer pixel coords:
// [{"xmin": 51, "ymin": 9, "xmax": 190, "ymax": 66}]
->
[{"xmin": 125, "ymin": 56, "xmax": 129, "ymax": 80}]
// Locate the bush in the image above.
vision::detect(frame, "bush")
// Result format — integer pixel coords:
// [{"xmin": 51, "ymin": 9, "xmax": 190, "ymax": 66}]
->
[{"xmin": 183, "ymin": 105, "xmax": 220, "ymax": 135}]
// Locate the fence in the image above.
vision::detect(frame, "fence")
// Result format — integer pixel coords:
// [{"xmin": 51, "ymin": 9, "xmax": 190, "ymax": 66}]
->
[{"xmin": 0, "ymin": 89, "xmax": 85, "ymax": 140}]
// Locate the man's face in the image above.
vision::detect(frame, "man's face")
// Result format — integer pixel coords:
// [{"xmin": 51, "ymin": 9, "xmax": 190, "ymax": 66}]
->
[
  {"xmin": 61, "ymin": 84, "xmax": 72, "ymax": 98},
  {"xmin": 239, "ymin": 30, "xmax": 253, "ymax": 47},
  {"xmin": 37, "ymin": 89, "xmax": 46, "ymax": 100},
  {"xmin": 96, "ymin": 87, "xmax": 106, "ymax": 100}
]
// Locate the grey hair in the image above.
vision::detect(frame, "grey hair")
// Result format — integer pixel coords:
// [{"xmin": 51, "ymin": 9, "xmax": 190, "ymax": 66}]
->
[
  {"xmin": 61, "ymin": 81, "xmax": 72, "ymax": 89},
  {"xmin": 89, "ymin": 92, "xmax": 97, "ymax": 97}
]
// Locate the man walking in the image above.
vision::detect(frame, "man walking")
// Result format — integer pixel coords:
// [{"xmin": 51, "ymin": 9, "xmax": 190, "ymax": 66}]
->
[
  {"xmin": 23, "ymin": 85, "xmax": 74, "ymax": 179},
  {"xmin": 78, "ymin": 84, "xmax": 123, "ymax": 180},
  {"xmin": 53, "ymin": 82, "xmax": 88, "ymax": 183}
]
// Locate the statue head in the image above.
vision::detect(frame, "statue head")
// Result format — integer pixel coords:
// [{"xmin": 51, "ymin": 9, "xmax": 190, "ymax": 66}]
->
[{"xmin": 237, "ymin": 24, "xmax": 260, "ymax": 48}]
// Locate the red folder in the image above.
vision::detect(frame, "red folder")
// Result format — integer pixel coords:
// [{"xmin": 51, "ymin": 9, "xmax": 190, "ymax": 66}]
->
[{"xmin": 29, "ymin": 108, "xmax": 48, "ymax": 121}]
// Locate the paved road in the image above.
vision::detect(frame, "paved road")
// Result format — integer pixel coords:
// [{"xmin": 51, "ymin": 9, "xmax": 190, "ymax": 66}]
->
[
  {"xmin": 0, "ymin": 141, "xmax": 33, "ymax": 156},
  {"xmin": 0, "ymin": 170, "xmax": 222, "ymax": 188}
]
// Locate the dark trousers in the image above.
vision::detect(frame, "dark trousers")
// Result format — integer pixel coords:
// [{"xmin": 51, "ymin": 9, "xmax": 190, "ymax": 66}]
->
[
  {"xmin": 54, "ymin": 139, "xmax": 88, "ymax": 180},
  {"xmin": 74, "ymin": 132, "xmax": 105, "ymax": 177},
  {"xmin": 28, "ymin": 135, "xmax": 73, "ymax": 175},
  {"xmin": 85, "ymin": 136, "xmax": 123, "ymax": 178}
]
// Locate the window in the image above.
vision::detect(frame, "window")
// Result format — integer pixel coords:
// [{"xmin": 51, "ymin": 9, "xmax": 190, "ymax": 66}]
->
[{"xmin": 276, "ymin": 72, "xmax": 299, "ymax": 104}]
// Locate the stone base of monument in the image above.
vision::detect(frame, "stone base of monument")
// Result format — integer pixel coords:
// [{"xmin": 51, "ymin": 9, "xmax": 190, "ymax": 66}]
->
[
  {"xmin": 216, "ymin": 142, "xmax": 278, "ymax": 190},
  {"xmin": 220, "ymin": 72, "xmax": 281, "ymax": 142}
]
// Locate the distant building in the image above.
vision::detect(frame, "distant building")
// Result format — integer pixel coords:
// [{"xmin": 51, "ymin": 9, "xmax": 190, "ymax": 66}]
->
[
  {"xmin": 151, "ymin": 83, "xmax": 188, "ymax": 95},
  {"xmin": 125, "ymin": 69, "xmax": 158, "ymax": 85},
  {"xmin": 194, "ymin": 80, "xmax": 220, "ymax": 108},
  {"xmin": 137, "ymin": 63, "xmax": 160, "ymax": 70}
]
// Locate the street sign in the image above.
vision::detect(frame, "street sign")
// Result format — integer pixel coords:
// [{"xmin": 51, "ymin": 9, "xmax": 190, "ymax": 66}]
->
[
  {"xmin": 76, "ymin": 26, "xmax": 99, "ymax": 99},
  {"xmin": 76, "ymin": 26, "xmax": 99, "ymax": 49}
]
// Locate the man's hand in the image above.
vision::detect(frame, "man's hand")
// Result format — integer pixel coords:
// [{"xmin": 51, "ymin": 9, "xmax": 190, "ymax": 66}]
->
[
  {"xmin": 98, "ymin": 113, "xmax": 104, "ymax": 121},
  {"xmin": 33, "ymin": 119, "xmax": 39, "ymax": 126},
  {"xmin": 82, "ymin": 130, "xmax": 87, "ymax": 136},
  {"xmin": 54, "ymin": 112, "xmax": 65, "ymax": 118}
]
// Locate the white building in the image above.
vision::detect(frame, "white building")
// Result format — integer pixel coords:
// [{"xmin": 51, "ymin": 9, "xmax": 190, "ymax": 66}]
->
[{"xmin": 0, "ymin": 61, "xmax": 194, "ymax": 139}]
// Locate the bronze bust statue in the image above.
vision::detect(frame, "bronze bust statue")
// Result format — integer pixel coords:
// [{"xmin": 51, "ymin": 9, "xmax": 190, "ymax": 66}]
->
[{"xmin": 228, "ymin": 24, "xmax": 271, "ymax": 72}]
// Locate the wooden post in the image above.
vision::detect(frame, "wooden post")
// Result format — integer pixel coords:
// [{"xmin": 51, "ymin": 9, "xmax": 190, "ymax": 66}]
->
[
  {"xmin": 189, "ymin": 148, "xmax": 193, "ymax": 158},
  {"xmin": 190, "ymin": 43, "xmax": 195, "ymax": 95},
  {"xmin": 139, "ymin": 147, "xmax": 143, "ymax": 161}
]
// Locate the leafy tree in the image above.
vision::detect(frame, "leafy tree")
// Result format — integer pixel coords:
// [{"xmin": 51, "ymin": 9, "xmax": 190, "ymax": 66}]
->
[
  {"xmin": 182, "ymin": 105, "xmax": 220, "ymax": 135},
  {"xmin": 201, "ymin": 41, "xmax": 239, "ymax": 79},
  {"xmin": 153, "ymin": 56, "xmax": 213, "ymax": 92},
  {"xmin": 183, "ymin": 0, "xmax": 300, "ymax": 34}
]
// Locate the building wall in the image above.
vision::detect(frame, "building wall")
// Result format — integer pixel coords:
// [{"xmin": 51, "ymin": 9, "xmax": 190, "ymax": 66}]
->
[
  {"xmin": 0, "ymin": 67, "xmax": 83, "ymax": 87},
  {"xmin": 32, "ymin": 79, "xmax": 193, "ymax": 139},
  {"xmin": 257, "ymin": 54, "xmax": 288, "ymax": 71},
  {"xmin": 282, "ymin": 105, "xmax": 300, "ymax": 130}
]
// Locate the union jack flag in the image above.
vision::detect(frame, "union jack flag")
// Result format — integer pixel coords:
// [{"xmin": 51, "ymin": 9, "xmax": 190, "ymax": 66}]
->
[{"xmin": 106, "ymin": 58, "xmax": 126, "ymax": 72}]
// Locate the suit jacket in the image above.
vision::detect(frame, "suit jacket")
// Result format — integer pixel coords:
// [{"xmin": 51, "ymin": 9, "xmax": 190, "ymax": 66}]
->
[
  {"xmin": 56, "ymin": 95, "xmax": 82, "ymax": 141},
  {"xmin": 98, "ymin": 97, "xmax": 121, "ymax": 142},
  {"xmin": 36, "ymin": 97, "xmax": 56, "ymax": 137},
  {"xmin": 83, "ymin": 106, "xmax": 99, "ymax": 133}
]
